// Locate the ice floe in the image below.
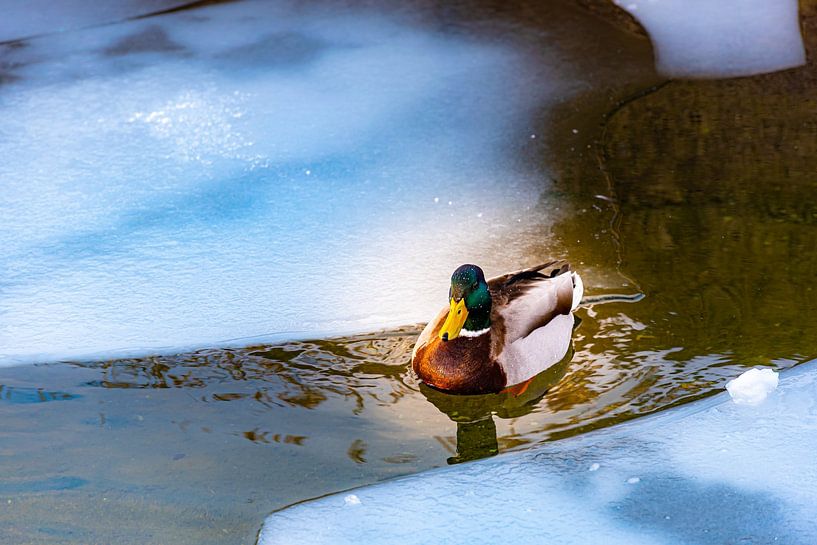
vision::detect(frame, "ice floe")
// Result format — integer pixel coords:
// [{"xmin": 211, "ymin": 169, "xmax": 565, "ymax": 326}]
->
[
  {"xmin": 726, "ymin": 367, "xmax": 779, "ymax": 406},
  {"xmin": 616, "ymin": 0, "xmax": 805, "ymax": 77}
]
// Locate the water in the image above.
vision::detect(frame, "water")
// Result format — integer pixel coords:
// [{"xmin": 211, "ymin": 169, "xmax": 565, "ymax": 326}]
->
[{"xmin": 1, "ymin": 0, "xmax": 816, "ymax": 544}]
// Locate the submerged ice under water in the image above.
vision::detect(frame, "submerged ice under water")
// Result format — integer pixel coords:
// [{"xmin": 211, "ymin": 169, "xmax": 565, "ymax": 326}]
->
[{"xmin": 0, "ymin": 0, "xmax": 582, "ymax": 365}]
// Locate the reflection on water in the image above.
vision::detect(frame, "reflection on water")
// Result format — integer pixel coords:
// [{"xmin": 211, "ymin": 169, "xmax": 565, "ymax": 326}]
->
[
  {"xmin": 0, "ymin": 384, "xmax": 78, "ymax": 404},
  {"xmin": 79, "ymin": 328, "xmax": 419, "ymax": 419},
  {"xmin": 420, "ymin": 346, "xmax": 572, "ymax": 463},
  {"xmin": 77, "ymin": 326, "xmax": 583, "ymax": 463}
]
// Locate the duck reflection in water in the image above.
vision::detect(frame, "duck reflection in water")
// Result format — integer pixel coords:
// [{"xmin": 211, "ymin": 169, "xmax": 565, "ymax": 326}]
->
[{"xmin": 419, "ymin": 344, "xmax": 574, "ymax": 464}]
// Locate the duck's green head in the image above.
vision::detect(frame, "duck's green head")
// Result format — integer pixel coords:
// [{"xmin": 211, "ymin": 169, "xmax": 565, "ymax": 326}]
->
[{"xmin": 439, "ymin": 264, "xmax": 492, "ymax": 342}]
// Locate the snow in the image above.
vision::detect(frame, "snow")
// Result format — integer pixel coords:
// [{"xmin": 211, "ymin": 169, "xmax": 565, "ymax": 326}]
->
[
  {"xmin": 726, "ymin": 368, "xmax": 779, "ymax": 406},
  {"xmin": 343, "ymin": 495, "xmax": 361, "ymax": 506},
  {"xmin": 616, "ymin": 0, "xmax": 805, "ymax": 77},
  {"xmin": 258, "ymin": 360, "xmax": 817, "ymax": 544},
  {"xmin": 0, "ymin": 0, "xmax": 577, "ymax": 366},
  {"xmin": 0, "ymin": 0, "xmax": 188, "ymax": 42}
]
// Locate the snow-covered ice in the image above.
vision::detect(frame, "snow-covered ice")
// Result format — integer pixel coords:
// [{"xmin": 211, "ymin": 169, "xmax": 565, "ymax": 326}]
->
[
  {"xmin": 0, "ymin": 1, "xmax": 191, "ymax": 42},
  {"xmin": 726, "ymin": 367, "xmax": 779, "ymax": 406},
  {"xmin": 0, "ymin": 0, "xmax": 581, "ymax": 366},
  {"xmin": 616, "ymin": 0, "xmax": 805, "ymax": 77},
  {"xmin": 259, "ymin": 360, "xmax": 817, "ymax": 544}
]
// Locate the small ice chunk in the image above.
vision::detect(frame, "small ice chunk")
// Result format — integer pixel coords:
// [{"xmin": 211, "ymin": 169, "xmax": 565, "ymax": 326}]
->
[
  {"xmin": 589, "ymin": 463, "xmax": 600, "ymax": 472},
  {"xmin": 726, "ymin": 368, "xmax": 779, "ymax": 405},
  {"xmin": 627, "ymin": 477, "xmax": 640, "ymax": 484},
  {"xmin": 344, "ymin": 494, "xmax": 361, "ymax": 506}
]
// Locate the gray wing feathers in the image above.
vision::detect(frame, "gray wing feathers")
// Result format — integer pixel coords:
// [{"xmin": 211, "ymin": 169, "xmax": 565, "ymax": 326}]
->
[
  {"xmin": 495, "ymin": 271, "xmax": 578, "ymax": 345},
  {"xmin": 494, "ymin": 267, "xmax": 583, "ymax": 386},
  {"xmin": 499, "ymin": 313, "xmax": 575, "ymax": 386}
]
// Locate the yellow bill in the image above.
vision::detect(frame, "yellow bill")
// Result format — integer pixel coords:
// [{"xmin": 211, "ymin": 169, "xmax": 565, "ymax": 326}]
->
[{"xmin": 439, "ymin": 298, "xmax": 468, "ymax": 341}]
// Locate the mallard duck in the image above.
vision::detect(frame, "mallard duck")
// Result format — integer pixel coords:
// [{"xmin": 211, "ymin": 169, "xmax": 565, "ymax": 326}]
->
[{"xmin": 411, "ymin": 261, "xmax": 583, "ymax": 395}]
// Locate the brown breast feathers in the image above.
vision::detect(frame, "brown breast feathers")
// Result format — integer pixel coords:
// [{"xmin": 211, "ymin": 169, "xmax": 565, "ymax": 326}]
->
[{"xmin": 412, "ymin": 321, "xmax": 505, "ymax": 395}]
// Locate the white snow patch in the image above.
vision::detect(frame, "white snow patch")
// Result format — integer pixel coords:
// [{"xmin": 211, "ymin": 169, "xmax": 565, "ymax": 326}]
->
[
  {"xmin": 460, "ymin": 327, "xmax": 490, "ymax": 338},
  {"xmin": 618, "ymin": 0, "xmax": 805, "ymax": 77},
  {"xmin": 344, "ymin": 494, "xmax": 361, "ymax": 506},
  {"xmin": 726, "ymin": 368, "xmax": 779, "ymax": 406}
]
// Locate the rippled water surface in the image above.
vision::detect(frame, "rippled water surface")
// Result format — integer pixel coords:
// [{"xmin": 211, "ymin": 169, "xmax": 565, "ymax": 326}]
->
[{"xmin": 2, "ymin": 1, "xmax": 817, "ymax": 544}]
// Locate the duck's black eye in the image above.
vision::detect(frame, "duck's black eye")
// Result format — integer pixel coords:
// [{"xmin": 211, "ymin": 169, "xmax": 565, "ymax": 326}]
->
[{"xmin": 472, "ymin": 282, "xmax": 478, "ymax": 291}]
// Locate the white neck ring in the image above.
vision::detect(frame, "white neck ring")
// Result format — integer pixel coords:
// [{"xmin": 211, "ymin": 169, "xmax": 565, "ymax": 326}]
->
[{"xmin": 460, "ymin": 326, "xmax": 490, "ymax": 338}]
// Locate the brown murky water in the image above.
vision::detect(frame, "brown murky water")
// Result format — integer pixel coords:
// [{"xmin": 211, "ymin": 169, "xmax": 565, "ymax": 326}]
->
[{"xmin": 2, "ymin": 1, "xmax": 817, "ymax": 545}]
